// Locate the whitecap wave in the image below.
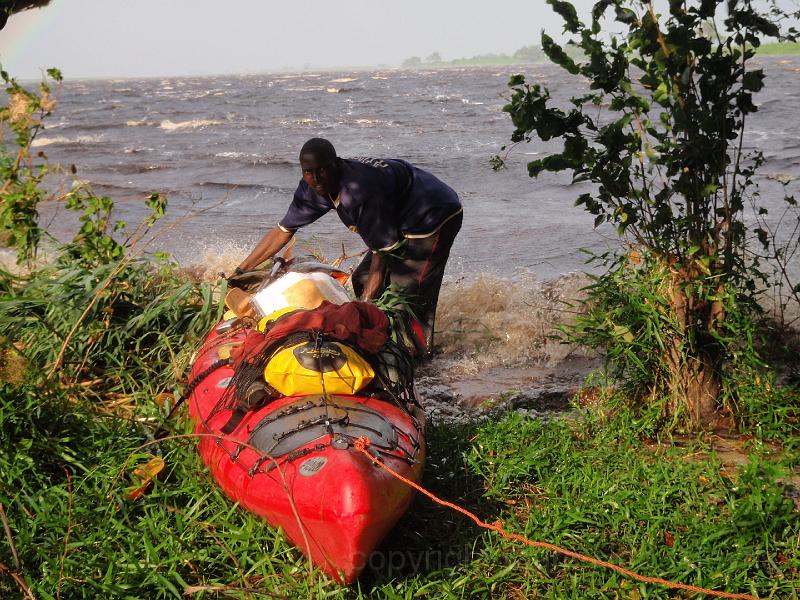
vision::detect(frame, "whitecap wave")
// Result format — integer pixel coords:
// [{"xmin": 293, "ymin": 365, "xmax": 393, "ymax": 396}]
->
[
  {"xmin": 31, "ymin": 135, "xmax": 102, "ymax": 147},
  {"xmin": 214, "ymin": 151, "xmax": 259, "ymax": 159},
  {"xmin": 280, "ymin": 118, "xmax": 321, "ymax": 126},
  {"xmin": 182, "ymin": 241, "xmax": 253, "ymax": 282},
  {"xmin": 336, "ymin": 117, "xmax": 394, "ymax": 128},
  {"xmin": 435, "ymin": 272, "xmax": 591, "ymax": 371},
  {"xmin": 159, "ymin": 119, "xmax": 224, "ymax": 131},
  {"xmin": 285, "ymin": 86, "xmax": 326, "ymax": 92}
]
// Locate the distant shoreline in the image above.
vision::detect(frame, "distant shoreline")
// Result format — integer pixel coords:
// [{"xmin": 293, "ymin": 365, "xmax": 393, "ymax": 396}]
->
[
  {"xmin": 401, "ymin": 41, "xmax": 800, "ymax": 69},
  {"xmin": 12, "ymin": 43, "xmax": 799, "ymax": 83}
]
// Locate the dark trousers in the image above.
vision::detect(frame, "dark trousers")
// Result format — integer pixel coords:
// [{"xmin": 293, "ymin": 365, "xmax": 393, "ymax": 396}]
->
[{"xmin": 352, "ymin": 211, "xmax": 462, "ymax": 353}]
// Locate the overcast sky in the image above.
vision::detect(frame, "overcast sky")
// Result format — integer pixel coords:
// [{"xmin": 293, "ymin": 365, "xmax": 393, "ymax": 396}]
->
[
  {"xmin": 0, "ymin": 0, "xmax": 599, "ymax": 79},
  {"xmin": 2, "ymin": 0, "xmax": 796, "ymax": 80}
]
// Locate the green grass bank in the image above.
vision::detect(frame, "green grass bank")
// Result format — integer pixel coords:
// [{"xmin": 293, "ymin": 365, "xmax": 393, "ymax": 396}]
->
[{"xmin": 1, "ymin": 343, "xmax": 798, "ymax": 598}]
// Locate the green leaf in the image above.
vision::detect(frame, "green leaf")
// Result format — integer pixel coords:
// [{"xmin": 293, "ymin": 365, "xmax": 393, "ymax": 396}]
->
[
  {"xmin": 701, "ymin": 183, "xmax": 717, "ymax": 196},
  {"xmin": 46, "ymin": 67, "xmax": 63, "ymax": 82},
  {"xmin": 612, "ymin": 324, "xmax": 634, "ymax": 343},
  {"xmin": 547, "ymin": 0, "xmax": 581, "ymax": 33},
  {"xmin": 615, "ymin": 6, "xmax": 638, "ymax": 25},
  {"xmin": 742, "ymin": 71, "xmax": 765, "ymax": 92},
  {"xmin": 541, "ymin": 32, "xmax": 580, "ymax": 75}
]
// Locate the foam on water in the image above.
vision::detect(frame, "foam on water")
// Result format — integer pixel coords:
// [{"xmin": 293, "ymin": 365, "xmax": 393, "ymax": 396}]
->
[
  {"xmin": 182, "ymin": 241, "xmax": 252, "ymax": 282},
  {"xmin": 159, "ymin": 119, "xmax": 224, "ymax": 131},
  {"xmin": 434, "ymin": 272, "xmax": 591, "ymax": 373},
  {"xmin": 31, "ymin": 134, "xmax": 103, "ymax": 147},
  {"xmin": 214, "ymin": 151, "xmax": 260, "ymax": 159}
]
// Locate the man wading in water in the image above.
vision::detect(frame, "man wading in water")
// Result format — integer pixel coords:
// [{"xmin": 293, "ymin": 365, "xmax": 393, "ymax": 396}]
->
[{"xmin": 234, "ymin": 137, "xmax": 463, "ymax": 357}]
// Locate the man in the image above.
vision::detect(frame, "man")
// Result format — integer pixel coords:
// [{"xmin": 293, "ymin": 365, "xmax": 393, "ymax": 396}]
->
[{"xmin": 234, "ymin": 137, "xmax": 462, "ymax": 356}]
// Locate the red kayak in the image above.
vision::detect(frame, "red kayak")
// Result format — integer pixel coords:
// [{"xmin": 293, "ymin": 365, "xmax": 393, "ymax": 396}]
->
[{"xmin": 187, "ymin": 262, "xmax": 425, "ymax": 583}]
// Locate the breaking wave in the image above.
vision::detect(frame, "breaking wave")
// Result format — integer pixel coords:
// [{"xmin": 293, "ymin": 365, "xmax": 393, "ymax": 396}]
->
[
  {"xmin": 435, "ymin": 272, "xmax": 591, "ymax": 371},
  {"xmin": 182, "ymin": 241, "xmax": 252, "ymax": 282},
  {"xmin": 31, "ymin": 134, "xmax": 103, "ymax": 147},
  {"xmin": 335, "ymin": 117, "xmax": 395, "ymax": 128},
  {"xmin": 159, "ymin": 119, "xmax": 224, "ymax": 131},
  {"xmin": 214, "ymin": 151, "xmax": 259, "ymax": 159}
]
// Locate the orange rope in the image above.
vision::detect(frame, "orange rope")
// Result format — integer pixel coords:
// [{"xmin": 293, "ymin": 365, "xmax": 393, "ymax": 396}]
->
[{"xmin": 353, "ymin": 436, "xmax": 758, "ymax": 600}]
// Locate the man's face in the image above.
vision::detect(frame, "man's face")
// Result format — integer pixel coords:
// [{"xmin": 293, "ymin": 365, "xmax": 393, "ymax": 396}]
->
[{"xmin": 300, "ymin": 152, "xmax": 339, "ymax": 197}]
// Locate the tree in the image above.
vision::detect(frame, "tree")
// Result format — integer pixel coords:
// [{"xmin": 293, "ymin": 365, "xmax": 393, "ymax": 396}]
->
[
  {"xmin": 512, "ymin": 45, "xmax": 545, "ymax": 63},
  {"xmin": 496, "ymin": 0, "xmax": 799, "ymax": 430},
  {"xmin": 426, "ymin": 51, "xmax": 443, "ymax": 64},
  {"xmin": 0, "ymin": 1, "xmax": 53, "ymax": 30},
  {"xmin": 401, "ymin": 56, "xmax": 422, "ymax": 68}
]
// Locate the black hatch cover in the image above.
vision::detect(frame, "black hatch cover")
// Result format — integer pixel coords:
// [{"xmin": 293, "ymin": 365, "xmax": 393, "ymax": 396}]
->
[{"xmin": 248, "ymin": 395, "xmax": 398, "ymax": 457}]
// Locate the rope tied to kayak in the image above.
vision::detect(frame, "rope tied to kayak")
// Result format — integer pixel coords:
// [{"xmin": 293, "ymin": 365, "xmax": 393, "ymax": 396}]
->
[{"xmin": 353, "ymin": 436, "xmax": 759, "ymax": 600}]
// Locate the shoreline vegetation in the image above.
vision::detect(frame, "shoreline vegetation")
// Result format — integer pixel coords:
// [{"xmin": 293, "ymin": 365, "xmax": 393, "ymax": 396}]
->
[
  {"xmin": 2, "ymin": 9, "xmax": 800, "ymax": 599},
  {"xmin": 399, "ymin": 41, "xmax": 800, "ymax": 69}
]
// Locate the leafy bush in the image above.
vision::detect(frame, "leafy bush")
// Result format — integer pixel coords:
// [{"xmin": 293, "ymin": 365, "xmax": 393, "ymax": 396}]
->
[{"xmin": 495, "ymin": 0, "xmax": 800, "ymax": 430}]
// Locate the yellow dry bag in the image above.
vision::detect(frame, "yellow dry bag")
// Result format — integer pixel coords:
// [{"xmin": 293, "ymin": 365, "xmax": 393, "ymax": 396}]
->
[{"xmin": 264, "ymin": 340, "xmax": 374, "ymax": 396}]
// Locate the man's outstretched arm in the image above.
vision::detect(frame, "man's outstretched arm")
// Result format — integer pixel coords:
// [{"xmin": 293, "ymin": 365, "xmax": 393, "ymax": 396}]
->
[
  {"xmin": 360, "ymin": 252, "xmax": 385, "ymax": 301},
  {"xmin": 236, "ymin": 226, "xmax": 294, "ymax": 272}
]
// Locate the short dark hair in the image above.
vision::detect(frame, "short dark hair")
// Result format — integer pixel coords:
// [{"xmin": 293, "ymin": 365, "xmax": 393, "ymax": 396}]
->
[{"xmin": 299, "ymin": 138, "xmax": 337, "ymax": 163}]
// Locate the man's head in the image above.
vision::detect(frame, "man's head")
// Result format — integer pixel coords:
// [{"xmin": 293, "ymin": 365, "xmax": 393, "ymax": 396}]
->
[{"xmin": 299, "ymin": 138, "xmax": 340, "ymax": 198}]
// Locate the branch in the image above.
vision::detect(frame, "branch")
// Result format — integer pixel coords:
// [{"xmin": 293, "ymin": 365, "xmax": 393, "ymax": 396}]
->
[{"xmin": 0, "ymin": 562, "xmax": 36, "ymax": 600}]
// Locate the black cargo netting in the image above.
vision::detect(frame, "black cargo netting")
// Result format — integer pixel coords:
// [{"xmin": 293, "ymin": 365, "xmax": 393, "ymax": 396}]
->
[
  {"xmin": 209, "ymin": 331, "xmax": 312, "ymax": 419},
  {"xmin": 197, "ymin": 300, "xmax": 422, "ymax": 472}
]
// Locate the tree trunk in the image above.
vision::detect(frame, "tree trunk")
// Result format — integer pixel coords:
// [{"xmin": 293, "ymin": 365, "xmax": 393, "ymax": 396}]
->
[
  {"xmin": 665, "ymin": 269, "xmax": 728, "ymax": 429},
  {"xmin": 666, "ymin": 344, "xmax": 722, "ymax": 427}
]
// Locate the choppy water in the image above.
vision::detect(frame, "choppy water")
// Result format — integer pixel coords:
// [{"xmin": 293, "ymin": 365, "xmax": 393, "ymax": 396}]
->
[
  {"xmin": 27, "ymin": 56, "xmax": 800, "ymax": 281},
  {"xmin": 7, "ymin": 57, "xmax": 800, "ymax": 394}
]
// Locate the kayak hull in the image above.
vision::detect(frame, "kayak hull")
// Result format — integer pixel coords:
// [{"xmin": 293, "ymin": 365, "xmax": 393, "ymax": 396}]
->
[{"xmin": 187, "ymin": 321, "xmax": 425, "ymax": 583}]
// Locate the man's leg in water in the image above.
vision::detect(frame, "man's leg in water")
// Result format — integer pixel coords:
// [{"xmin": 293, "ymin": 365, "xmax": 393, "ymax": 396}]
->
[
  {"xmin": 351, "ymin": 212, "xmax": 462, "ymax": 355},
  {"xmin": 386, "ymin": 212, "xmax": 463, "ymax": 354}
]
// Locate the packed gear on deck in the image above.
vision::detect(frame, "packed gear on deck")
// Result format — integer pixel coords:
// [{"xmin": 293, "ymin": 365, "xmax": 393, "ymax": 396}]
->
[{"xmin": 212, "ymin": 264, "xmax": 419, "ymax": 437}]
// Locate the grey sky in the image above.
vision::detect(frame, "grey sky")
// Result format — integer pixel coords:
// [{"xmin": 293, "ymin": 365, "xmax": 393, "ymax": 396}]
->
[
  {"xmin": 1, "ymin": 0, "xmax": 796, "ymax": 79},
  {"xmin": 0, "ymin": 0, "xmax": 599, "ymax": 79}
]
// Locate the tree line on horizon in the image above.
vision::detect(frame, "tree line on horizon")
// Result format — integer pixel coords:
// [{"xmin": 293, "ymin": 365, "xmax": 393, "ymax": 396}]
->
[
  {"xmin": 402, "ymin": 38, "xmax": 800, "ymax": 69},
  {"xmin": 401, "ymin": 45, "xmax": 553, "ymax": 68}
]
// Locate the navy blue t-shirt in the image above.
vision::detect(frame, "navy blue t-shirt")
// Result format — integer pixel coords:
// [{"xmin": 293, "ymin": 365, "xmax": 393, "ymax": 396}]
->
[{"xmin": 279, "ymin": 157, "xmax": 462, "ymax": 251}]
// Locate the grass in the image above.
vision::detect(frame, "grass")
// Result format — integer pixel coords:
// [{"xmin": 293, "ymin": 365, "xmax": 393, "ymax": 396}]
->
[
  {"xmin": 2, "ymin": 360, "xmax": 798, "ymax": 598},
  {"xmin": 0, "ymin": 241, "xmax": 798, "ymax": 599},
  {"xmin": 757, "ymin": 42, "xmax": 800, "ymax": 56}
]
